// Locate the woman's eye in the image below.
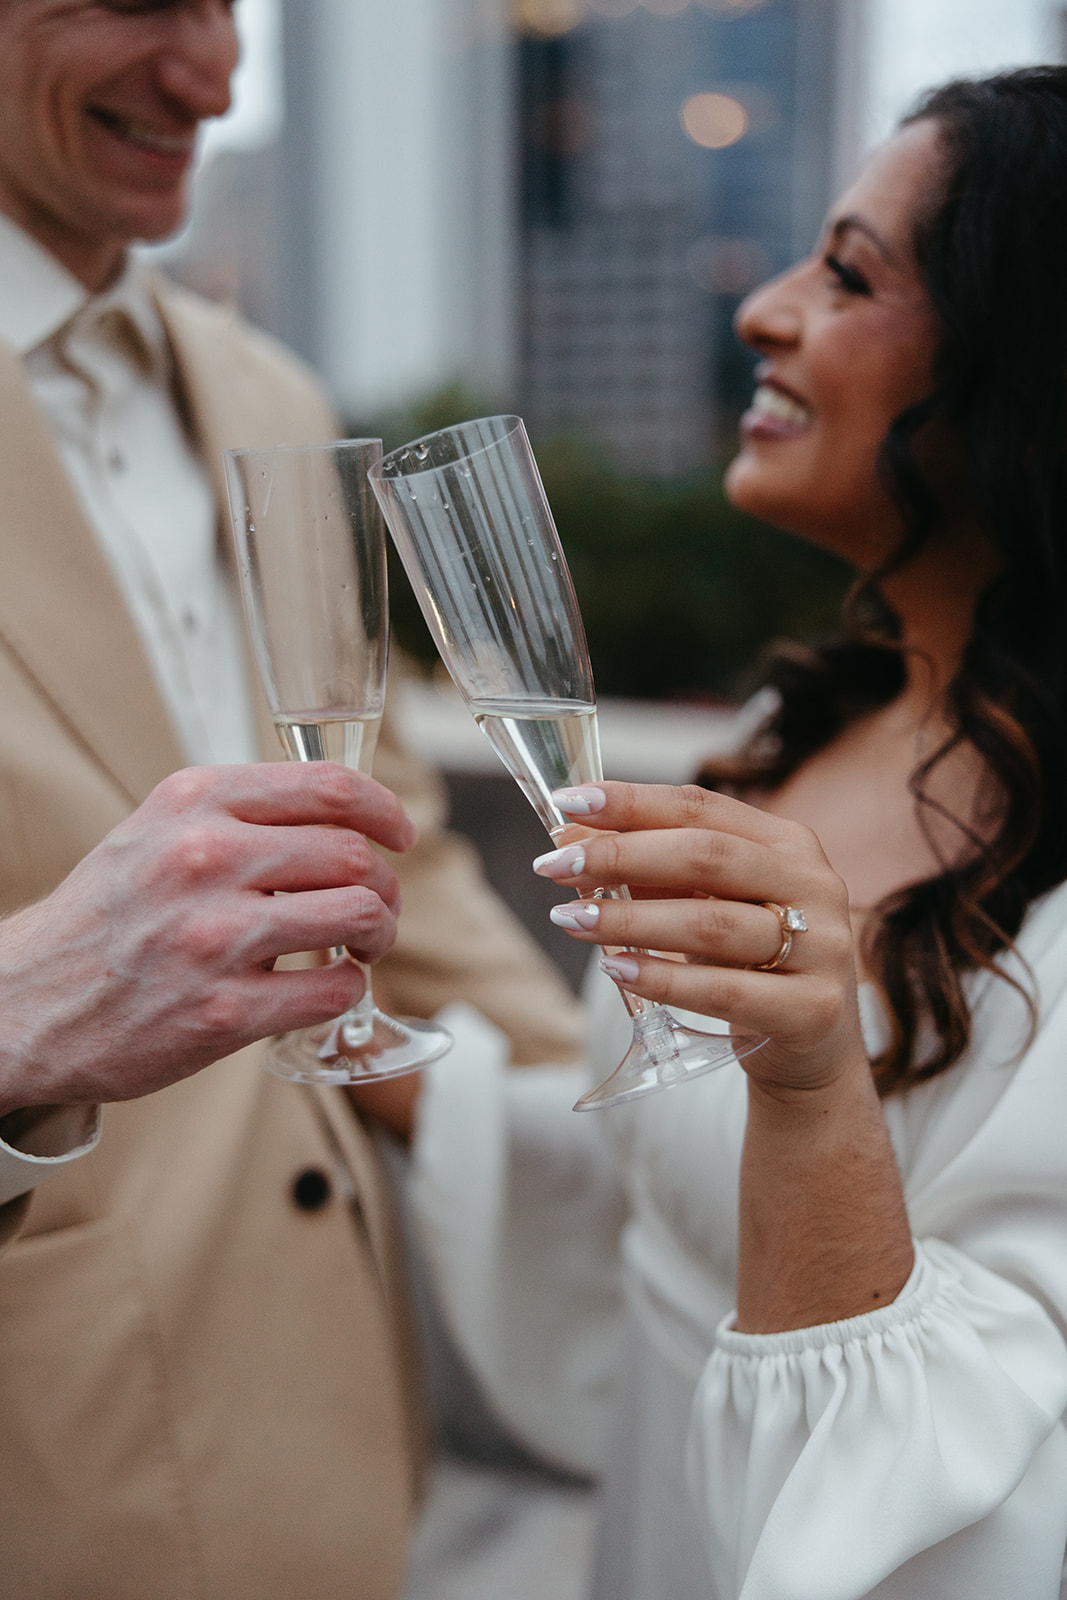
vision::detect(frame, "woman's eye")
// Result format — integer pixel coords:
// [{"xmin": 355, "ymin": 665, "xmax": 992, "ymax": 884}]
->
[{"xmin": 825, "ymin": 254, "xmax": 871, "ymax": 296}]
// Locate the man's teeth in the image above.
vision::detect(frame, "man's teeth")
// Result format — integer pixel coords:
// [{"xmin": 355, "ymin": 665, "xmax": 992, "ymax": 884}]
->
[
  {"xmin": 751, "ymin": 384, "xmax": 811, "ymax": 426},
  {"xmin": 94, "ymin": 110, "xmax": 192, "ymax": 155}
]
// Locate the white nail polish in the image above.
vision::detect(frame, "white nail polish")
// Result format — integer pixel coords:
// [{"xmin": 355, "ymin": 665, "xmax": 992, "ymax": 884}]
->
[
  {"xmin": 600, "ymin": 954, "xmax": 641, "ymax": 984},
  {"xmin": 533, "ymin": 845, "xmax": 586, "ymax": 879},
  {"xmin": 549, "ymin": 902, "xmax": 600, "ymax": 931},
  {"xmin": 552, "ymin": 786, "xmax": 607, "ymax": 816}
]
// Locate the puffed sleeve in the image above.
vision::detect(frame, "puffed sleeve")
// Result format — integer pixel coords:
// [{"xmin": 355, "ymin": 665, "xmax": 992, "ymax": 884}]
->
[
  {"xmin": 690, "ymin": 1238, "xmax": 1067, "ymax": 1599},
  {"xmin": 685, "ymin": 888, "xmax": 1067, "ymax": 1600}
]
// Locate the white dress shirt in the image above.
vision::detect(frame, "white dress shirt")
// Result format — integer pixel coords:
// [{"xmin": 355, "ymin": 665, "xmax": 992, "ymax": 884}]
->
[
  {"xmin": 0, "ymin": 214, "xmax": 260, "ymax": 1201},
  {"xmin": 0, "ymin": 213, "xmax": 257, "ymax": 767}
]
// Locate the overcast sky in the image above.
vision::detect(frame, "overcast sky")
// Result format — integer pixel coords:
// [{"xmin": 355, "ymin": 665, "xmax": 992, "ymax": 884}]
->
[{"xmin": 863, "ymin": 0, "xmax": 1062, "ymax": 146}]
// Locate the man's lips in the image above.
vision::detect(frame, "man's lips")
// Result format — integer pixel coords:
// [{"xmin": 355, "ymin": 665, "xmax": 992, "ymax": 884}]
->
[
  {"xmin": 740, "ymin": 381, "xmax": 813, "ymax": 441},
  {"xmin": 88, "ymin": 107, "xmax": 197, "ymax": 160}
]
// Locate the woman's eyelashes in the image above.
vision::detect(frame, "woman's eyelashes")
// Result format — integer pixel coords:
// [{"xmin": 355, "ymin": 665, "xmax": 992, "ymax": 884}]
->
[{"xmin": 824, "ymin": 253, "xmax": 872, "ymax": 296}]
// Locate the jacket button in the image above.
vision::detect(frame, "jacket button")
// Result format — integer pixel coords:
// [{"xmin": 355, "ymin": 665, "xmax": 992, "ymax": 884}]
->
[{"xmin": 292, "ymin": 1167, "xmax": 332, "ymax": 1212}]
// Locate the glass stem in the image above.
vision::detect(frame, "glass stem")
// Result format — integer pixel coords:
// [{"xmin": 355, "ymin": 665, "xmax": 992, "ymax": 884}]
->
[
  {"xmin": 597, "ymin": 886, "xmax": 681, "ymax": 1065},
  {"xmin": 326, "ymin": 948, "xmax": 375, "ymax": 1052}
]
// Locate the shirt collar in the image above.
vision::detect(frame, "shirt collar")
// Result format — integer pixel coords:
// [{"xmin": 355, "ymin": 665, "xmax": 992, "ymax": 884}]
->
[
  {"xmin": 0, "ymin": 213, "xmax": 88, "ymax": 355},
  {"xmin": 0, "ymin": 212, "xmax": 166, "ymax": 367}
]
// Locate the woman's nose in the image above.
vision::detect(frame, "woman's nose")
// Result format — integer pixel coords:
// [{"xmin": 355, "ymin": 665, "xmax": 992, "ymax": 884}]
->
[{"xmin": 734, "ymin": 266, "xmax": 804, "ymax": 353}]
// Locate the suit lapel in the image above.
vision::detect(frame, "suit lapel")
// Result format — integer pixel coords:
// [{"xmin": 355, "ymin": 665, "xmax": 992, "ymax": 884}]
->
[{"xmin": 0, "ymin": 338, "xmax": 184, "ymax": 806}]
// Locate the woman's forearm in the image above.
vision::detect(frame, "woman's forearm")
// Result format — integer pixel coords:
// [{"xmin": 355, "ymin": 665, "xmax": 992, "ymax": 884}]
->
[{"xmin": 735, "ymin": 1063, "xmax": 914, "ymax": 1333}]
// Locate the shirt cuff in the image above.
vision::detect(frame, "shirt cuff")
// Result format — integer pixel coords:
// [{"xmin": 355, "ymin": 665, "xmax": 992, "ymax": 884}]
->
[{"xmin": 0, "ymin": 1103, "xmax": 102, "ymax": 1205}]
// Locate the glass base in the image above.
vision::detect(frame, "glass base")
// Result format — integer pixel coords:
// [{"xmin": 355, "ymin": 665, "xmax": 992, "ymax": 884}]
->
[
  {"xmin": 573, "ymin": 1007, "xmax": 767, "ymax": 1112},
  {"xmin": 265, "ymin": 1009, "xmax": 453, "ymax": 1086}
]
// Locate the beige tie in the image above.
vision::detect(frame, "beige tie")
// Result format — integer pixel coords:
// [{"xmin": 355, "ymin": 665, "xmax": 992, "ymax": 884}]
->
[{"xmin": 54, "ymin": 302, "xmax": 159, "ymax": 398}]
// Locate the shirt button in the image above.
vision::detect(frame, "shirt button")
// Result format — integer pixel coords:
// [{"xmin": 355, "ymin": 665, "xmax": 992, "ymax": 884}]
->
[
  {"xmin": 107, "ymin": 449, "xmax": 125, "ymax": 472},
  {"xmin": 292, "ymin": 1167, "xmax": 332, "ymax": 1212},
  {"xmin": 181, "ymin": 608, "xmax": 200, "ymax": 634}
]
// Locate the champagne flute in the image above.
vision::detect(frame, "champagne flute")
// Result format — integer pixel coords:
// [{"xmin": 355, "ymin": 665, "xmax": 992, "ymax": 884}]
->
[
  {"xmin": 224, "ymin": 438, "xmax": 452, "ymax": 1085},
  {"xmin": 368, "ymin": 415, "xmax": 766, "ymax": 1110}
]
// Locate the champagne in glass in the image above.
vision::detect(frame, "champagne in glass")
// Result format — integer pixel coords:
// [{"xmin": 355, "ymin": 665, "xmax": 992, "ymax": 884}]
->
[
  {"xmin": 369, "ymin": 415, "xmax": 767, "ymax": 1111},
  {"xmin": 224, "ymin": 438, "xmax": 452, "ymax": 1085},
  {"xmin": 470, "ymin": 699, "xmax": 600, "ymax": 832}
]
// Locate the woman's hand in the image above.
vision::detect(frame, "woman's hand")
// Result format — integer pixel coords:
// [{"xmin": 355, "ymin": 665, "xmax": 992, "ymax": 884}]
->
[
  {"xmin": 534, "ymin": 780, "xmax": 868, "ymax": 1097},
  {"xmin": 535, "ymin": 781, "xmax": 913, "ymax": 1332}
]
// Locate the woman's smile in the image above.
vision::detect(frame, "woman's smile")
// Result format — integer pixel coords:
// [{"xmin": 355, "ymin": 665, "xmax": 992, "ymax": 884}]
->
[
  {"xmin": 741, "ymin": 373, "xmax": 814, "ymax": 440},
  {"xmin": 725, "ymin": 118, "xmax": 945, "ymax": 567}
]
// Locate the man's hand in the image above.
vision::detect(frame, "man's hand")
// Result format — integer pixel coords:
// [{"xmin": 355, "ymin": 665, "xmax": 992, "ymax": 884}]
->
[{"xmin": 0, "ymin": 763, "xmax": 416, "ymax": 1116}]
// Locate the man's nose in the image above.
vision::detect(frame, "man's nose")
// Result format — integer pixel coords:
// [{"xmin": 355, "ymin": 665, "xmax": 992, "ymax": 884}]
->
[{"xmin": 156, "ymin": 1, "xmax": 239, "ymax": 121}]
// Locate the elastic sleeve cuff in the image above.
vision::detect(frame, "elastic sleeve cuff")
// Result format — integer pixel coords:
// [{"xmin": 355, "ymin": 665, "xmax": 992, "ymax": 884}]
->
[
  {"xmin": 714, "ymin": 1244, "xmax": 927, "ymax": 1357},
  {"xmin": 0, "ymin": 1103, "xmax": 102, "ymax": 1205}
]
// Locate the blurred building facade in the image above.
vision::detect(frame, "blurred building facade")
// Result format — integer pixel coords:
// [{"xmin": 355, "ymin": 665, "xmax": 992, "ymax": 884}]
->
[
  {"xmin": 158, "ymin": 0, "xmax": 1067, "ymax": 470},
  {"xmin": 517, "ymin": 0, "xmax": 840, "ymax": 474}
]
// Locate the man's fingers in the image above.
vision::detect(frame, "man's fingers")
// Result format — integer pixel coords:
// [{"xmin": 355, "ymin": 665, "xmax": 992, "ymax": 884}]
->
[
  {"xmin": 238, "ymin": 823, "xmax": 402, "ymax": 909},
  {"xmin": 241, "ymin": 962, "xmax": 370, "ymax": 1039},
  {"xmin": 247, "ymin": 886, "xmax": 399, "ymax": 966},
  {"xmin": 150, "ymin": 763, "xmax": 418, "ymax": 854}
]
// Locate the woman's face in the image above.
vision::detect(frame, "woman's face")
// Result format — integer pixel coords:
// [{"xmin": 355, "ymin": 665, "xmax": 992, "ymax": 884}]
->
[{"xmin": 725, "ymin": 119, "xmax": 946, "ymax": 567}]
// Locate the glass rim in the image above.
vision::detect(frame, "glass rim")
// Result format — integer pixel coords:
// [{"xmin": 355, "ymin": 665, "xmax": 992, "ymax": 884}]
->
[
  {"xmin": 223, "ymin": 436, "xmax": 383, "ymax": 464},
  {"xmin": 369, "ymin": 414, "xmax": 526, "ymax": 481}
]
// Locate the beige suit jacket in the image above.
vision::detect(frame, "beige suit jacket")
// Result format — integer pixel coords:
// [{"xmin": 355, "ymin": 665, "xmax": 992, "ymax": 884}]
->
[{"xmin": 0, "ymin": 278, "xmax": 582, "ymax": 1599}]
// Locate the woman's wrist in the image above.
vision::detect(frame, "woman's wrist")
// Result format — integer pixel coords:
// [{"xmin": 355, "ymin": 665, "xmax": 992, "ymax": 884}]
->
[{"xmin": 736, "ymin": 1054, "xmax": 914, "ymax": 1333}]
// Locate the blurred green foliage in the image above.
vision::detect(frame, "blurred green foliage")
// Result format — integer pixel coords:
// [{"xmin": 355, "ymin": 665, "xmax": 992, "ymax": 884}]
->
[{"xmin": 350, "ymin": 385, "xmax": 853, "ymax": 704}]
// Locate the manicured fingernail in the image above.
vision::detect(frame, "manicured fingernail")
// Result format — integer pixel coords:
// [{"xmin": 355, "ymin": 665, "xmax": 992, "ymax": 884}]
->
[
  {"xmin": 533, "ymin": 844, "xmax": 586, "ymax": 879},
  {"xmin": 600, "ymin": 954, "xmax": 640, "ymax": 984},
  {"xmin": 550, "ymin": 901, "xmax": 600, "ymax": 931},
  {"xmin": 552, "ymin": 786, "xmax": 607, "ymax": 816}
]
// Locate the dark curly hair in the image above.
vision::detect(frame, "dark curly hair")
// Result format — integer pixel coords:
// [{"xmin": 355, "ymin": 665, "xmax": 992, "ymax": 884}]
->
[{"xmin": 701, "ymin": 68, "xmax": 1067, "ymax": 1094}]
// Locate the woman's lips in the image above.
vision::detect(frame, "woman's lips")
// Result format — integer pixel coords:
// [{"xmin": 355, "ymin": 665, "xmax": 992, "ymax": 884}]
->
[{"xmin": 740, "ymin": 382, "xmax": 813, "ymax": 441}]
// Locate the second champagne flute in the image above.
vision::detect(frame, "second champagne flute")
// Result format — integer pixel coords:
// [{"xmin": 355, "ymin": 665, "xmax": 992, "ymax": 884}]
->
[
  {"xmin": 224, "ymin": 438, "xmax": 452, "ymax": 1086},
  {"xmin": 369, "ymin": 415, "xmax": 767, "ymax": 1110}
]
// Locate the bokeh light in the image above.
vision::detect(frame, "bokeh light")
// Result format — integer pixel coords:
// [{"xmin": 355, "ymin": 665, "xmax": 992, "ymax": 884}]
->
[
  {"xmin": 680, "ymin": 92, "xmax": 749, "ymax": 149},
  {"xmin": 513, "ymin": 0, "xmax": 586, "ymax": 37},
  {"xmin": 642, "ymin": 0, "xmax": 691, "ymax": 15}
]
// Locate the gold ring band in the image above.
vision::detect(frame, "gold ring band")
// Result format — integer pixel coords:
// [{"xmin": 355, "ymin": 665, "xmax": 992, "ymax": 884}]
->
[{"xmin": 754, "ymin": 902, "xmax": 808, "ymax": 971}]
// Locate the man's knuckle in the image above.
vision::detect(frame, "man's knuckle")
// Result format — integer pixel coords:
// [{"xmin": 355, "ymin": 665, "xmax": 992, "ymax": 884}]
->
[
  {"xmin": 156, "ymin": 767, "xmax": 211, "ymax": 812},
  {"xmin": 161, "ymin": 824, "xmax": 227, "ymax": 884},
  {"xmin": 195, "ymin": 986, "xmax": 243, "ymax": 1039},
  {"xmin": 175, "ymin": 913, "xmax": 230, "ymax": 968},
  {"xmin": 309, "ymin": 762, "xmax": 358, "ymax": 813},
  {"xmin": 309, "ymin": 966, "xmax": 363, "ymax": 1022},
  {"xmin": 336, "ymin": 830, "xmax": 373, "ymax": 883},
  {"xmin": 342, "ymin": 885, "xmax": 382, "ymax": 934}
]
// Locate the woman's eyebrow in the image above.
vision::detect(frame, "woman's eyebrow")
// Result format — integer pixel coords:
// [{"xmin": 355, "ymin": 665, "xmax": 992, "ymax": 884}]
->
[{"xmin": 827, "ymin": 214, "xmax": 897, "ymax": 264}]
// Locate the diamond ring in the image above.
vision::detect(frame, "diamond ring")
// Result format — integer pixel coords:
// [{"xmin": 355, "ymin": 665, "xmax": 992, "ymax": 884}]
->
[{"xmin": 754, "ymin": 902, "xmax": 808, "ymax": 971}]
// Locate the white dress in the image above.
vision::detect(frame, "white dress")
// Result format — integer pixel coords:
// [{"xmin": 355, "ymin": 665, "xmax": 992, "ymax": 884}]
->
[{"xmin": 412, "ymin": 877, "xmax": 1067, "ymax": 1599}]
